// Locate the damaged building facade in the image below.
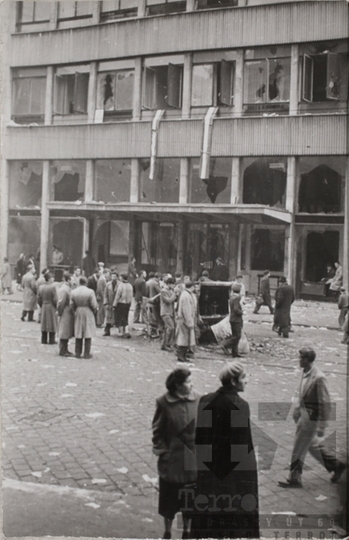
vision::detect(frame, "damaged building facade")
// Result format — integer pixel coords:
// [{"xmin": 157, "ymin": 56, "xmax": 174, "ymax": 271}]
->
[{"xmin": 1, "ymin": 0, "xmax": 348, "ymax": 296}]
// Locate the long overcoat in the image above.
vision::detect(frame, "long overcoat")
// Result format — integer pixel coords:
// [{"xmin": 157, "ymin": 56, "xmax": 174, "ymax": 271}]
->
[
  {"xmin": 191, "ymin": 386, "xmax": 260, "ymax": 539},
  {"xmin": 96, "ymin": 275, "xmax": 107, "ymax": 325},
  {"xmin": 274, "ymin": 283, "xmax": 295, "ymax": 328},
  {"xmin": 38, "ymin": 283, "xmax": 58, "ymax": 333},
  {"xmin": 22, "ymin": 271, "xmax": 37, "ymax": 311},
  {"xmin": 2, "ymin": 262, "xmax": 12, "ymax": 288},
  {"xmin": 176, "ymin": 289, "xmax": 196, "ymax": 347},
  {"xmin": 152, "ymin": 390, "xmax": 200, "ymax": 484},
  {"xmin": 57, "ymin": 283, "xmax": 74, "ymax": 339},
  {"xmin": 260, "ymin": 275, "xmax": 272, "ymax": 304},
  {"xmin": 103, "ymin": 280, "xmax": 118, "ymax": 325},
  {"xmin": 70, "ymin": 285, "xmax": 98, "ymax": 339}
]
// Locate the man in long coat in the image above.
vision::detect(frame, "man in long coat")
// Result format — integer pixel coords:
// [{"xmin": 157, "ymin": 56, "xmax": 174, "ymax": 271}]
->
[
  {"xmin": 175, "ymin": 282, "xmax": 196, "ymax": 362},
  {"xmin": 21, "ymin": 265, "xmax": 37, "ymax": 321},
  {"xmin": 37, "ymin": 272, "xmax": 58, "ymax": 344},
  {"xmin": 273, "ymin": 276, "xmax": 295, "ymax": 338},
  {"xmin": 96, "ymin": 269, "xmax": 109, "ymax": 327},
  {"xmin": 36, "ymin": 268, "xmax": 48, "ymax": 324},
  {"xmin": 1, "ymin": 257, "xmax": 13, "ymax": 294},
  {"xmin": 70, "ymin": 276, "xmax": 98, "ymax": 359},
  {"xmin": 133, "ymin": 270, "xmax": 147, "ymax": 323},
  {"xmin": 253, "ymin": 270, "xmax": 273, "ymax": 314},
  {"xmin": 103, "ymin": 270, "xmax": 118, "ymax": 336},
  {"xmin": 57, "ymin": 272, "xmax": 74, "ymax": 356}
]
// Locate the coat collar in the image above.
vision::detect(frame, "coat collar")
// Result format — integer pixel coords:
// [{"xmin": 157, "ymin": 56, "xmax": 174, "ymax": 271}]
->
[{"xmin": 165, "ymin": 390, "xmax": 197, "ymax": 403}]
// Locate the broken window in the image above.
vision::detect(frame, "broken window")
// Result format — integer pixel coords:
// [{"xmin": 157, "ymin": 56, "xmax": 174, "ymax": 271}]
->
[
  {"xmin": 242, "ymin": 157, "xmax": 287, "ymax": 207},
  {"xmin": 191, "ymin": 61, "xmax": 235, "ymax": 107},
  {"xmin": 196, "ymin": 0, "xmax": 238, "ymax": 8},
  {"xmin": 16, "ymin": 1, "xmax": 51, "ymax": 29},
  {"xmin": 50, "ymin": 161, "xmax": 86, "ymax": 202},
  {"xmin": 97, "ymin": 70, "xmax": 134, "ymax": 115},
  {"xmin": 146, "ymin": 0, "xmax": 186, "ymax": 16},
  {"xmin": 140, "ymin": 158, "xmax": 180, "ymax": 203},
  {"xmin": 186, "ymin": 223, "xmax": 229, "ymax": 280},
  {"xmin": 9, "ymin": 161, "xmax": 43, "ymax": 209},
  {"xmin": 54, "ymin": 67, "xmax": 89, "ymax": 115},
  {"xmin": 12, "ymin": 68, "xmax": 46, "ymax": 123},
  {"xmin": 305, "ymin": 231, "xmax": 339, "ymax": 282},
  {"xmin": 8, "ymin": 217, "xmax": 41, "ymax": 262},
  {"xmin": 302, "ymin": 52, "xmax": 341, "ymax": 102},
  {"xmin": 100, "ymin": 0, "xmax": 138, "ymax": 21},
  {"xmin": 143, "ymin": 63, "xmax": 183, "ymax": 110},
  {"xmin": 251, "ymin": 228, "xmax": 285, "ymax": 272},
  {"xmin": 93, "ymin": 220, "xmax": 129, "ymax": 265},
  {"xmin": 95, "ymin": 160, "xmax": 131, "ymax": 203},
  {"xmin": 244, "ymin": 57, "xmax": 290, "ymax": 104},
  {"xmin": 189, "ymin": 157, "xmax": 231, "ymax": 203},
  {"xmin": 298, "ymin": 157, "xmax": 344, "ymax": 214},
  {"xmin": 49, "ymin": 219, "xmax": 84, "ymax": 267}
]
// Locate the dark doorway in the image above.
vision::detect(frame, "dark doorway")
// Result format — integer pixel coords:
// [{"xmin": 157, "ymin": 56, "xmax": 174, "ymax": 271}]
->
[{"xmin": 305, "ymin": 231, "xmax": 339, "ymax": 282}]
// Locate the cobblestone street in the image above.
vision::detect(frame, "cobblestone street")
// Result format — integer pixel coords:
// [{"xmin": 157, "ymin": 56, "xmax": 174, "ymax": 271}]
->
[{"xmin": 1, "ymin": 295, "xmax": 348, "ymax": 538}]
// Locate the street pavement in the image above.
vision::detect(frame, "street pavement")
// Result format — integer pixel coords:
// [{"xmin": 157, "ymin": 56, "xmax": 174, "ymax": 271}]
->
[{"xmin": 1, "ymin": 290, "xmax": 348, "ymax": 538}]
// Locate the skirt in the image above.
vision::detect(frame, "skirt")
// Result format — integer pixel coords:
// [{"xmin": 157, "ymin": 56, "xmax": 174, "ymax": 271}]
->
[
  {"xmin": 159, "ymin": 477, "xmax": 195, "ymax": 520},
  {"xmin": 114, "ymin": 303, "xmax": 131, "ymax": 327}
]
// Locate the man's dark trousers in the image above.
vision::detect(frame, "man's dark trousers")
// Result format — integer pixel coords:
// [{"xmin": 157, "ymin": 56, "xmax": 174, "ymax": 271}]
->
[{"xmin": 230, "ymin": 322, "xmax": 242, "ymax": 357}]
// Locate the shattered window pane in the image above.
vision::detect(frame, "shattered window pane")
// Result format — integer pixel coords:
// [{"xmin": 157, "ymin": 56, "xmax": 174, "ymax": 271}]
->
[
  {"xmin": 189, "ymin": 157, "xmax": 231, "ymax": 204},
  {"xmin": 140, "ymin": 158, "xmax": 180, "ymax": 203},
  {"xmin": 8, "ymin": 217, "xmax": 41, "ymax": 262},
  {"xmin": 50, "ymin": 161, "xmax": 86, "ymax": 202},
  {"xmin": 242, "ymin": 157, "xmax": 287, "ymax": 207},
  {"xmin": 298, "ymin": 156, "xmax": 344, "ymax": 214},
  {"xmin": 9, "ymin": 161, "xmax": 43, "ymax": 208},
  {"xmin": 251, "ymin": 228, "xmax": 285, "ymax": 271},
  {"xmin": 49, "ymin": 219, "xmax": 84, "ymax": 267},
  {"xmin": 95, "ymin": 160, "xmax": 131, "ymax": 203}
]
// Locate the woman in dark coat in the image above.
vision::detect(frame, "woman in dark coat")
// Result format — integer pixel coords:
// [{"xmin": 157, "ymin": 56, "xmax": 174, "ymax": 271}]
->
[
  {"xmin": 37, "ymin": 272, "xmax": 58, "ymax": 345},
  {"xmin": 191, "ymin": 361, "xmax": 259, "ymax": 539},
  {"xmin": 152, "ymin": 368, "xmax": 200, "ymax": 540}
]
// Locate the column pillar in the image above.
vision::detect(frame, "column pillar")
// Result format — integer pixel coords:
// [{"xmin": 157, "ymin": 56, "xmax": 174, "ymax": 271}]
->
[
  {"xmin": 88, "ymin": 61, "xmax": 98, "ymax": 123},
  {"xmin": 179, "ymin": 158, "xmax": 189, "ymax": 203},
  {"xmin": 289, "ymin": 44, "xmax": 300, "ymax": 116},
  {"xmin": 40, "ymin": 161, "xmax": 50, "ymax": 272},
  {"xmin": 45, "ymin": 66, "xmax": 54, "ymax": 125},
  {"xmin": 130, "ymin": 159, "xmax": 140, "ymax": 203},
  {"xmin": 182, "ymin": 53, "xmax": 193, "ymax": 119},
  {"xmin": 133, "ymin": 58, "xmax": 143, "ymax": 121},
  {"xmin": 186, "ymin": 0, "xmax": 195, "ymax": 10},
  {"xmin": 343, "ymin": 157, "xmax": 349, "ymax": 291},
  {"xmin": 137, "ymin": 0, "xmax": 146, "ymax": 17},
  {"xmin": 233, "ymin": 50, "xmax": 244, "ymax": 117},
  {"xmin": 245, "ymin": 224, "xmax": 252, "ymax": 271},
  {"xmin": 91, "ymin": 2, "xmax": 100, "ymax": 23},
  {"xmin": 285, "ymin": 157, "xmax": 297, "ymax": 286},
  {"xmin": 1, "ymin": 161, "xmax": 10, "ymax": 258},
  {"xmin": 49, "ymin": 2, "xmax": 58, "ymax": 30},
  {"xmin": 85, "ymin": 161, "xmax": 94, "ymax": 202},
  {"xmin": 83, "ymin": 220, "xmax": 90, "ymax": 253},
  {"xmin": 229, "ymin": 222, "xmax": 239, "ymax": 279},
  {"xmin": 176, "ymin": 220, "xmax": 185, "ymax": 274},
  {"xmin": 286, "ymin": 156, "xmax": 296, "ymax": 213},
  {"xmin": 230, "ymin": 157, "xmax": 240, "ymax": 204},
  {"xmin": 129, "ymin": 219, "xmax": 137, "ymax": 261}
]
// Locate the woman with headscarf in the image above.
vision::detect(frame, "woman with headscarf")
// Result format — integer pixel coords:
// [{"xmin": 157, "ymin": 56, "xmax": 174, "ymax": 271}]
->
[
  {"xmin": 152, "ymin": 368, "xmax": 200, "ymax": 540},
  {"xmin": 191, "ymin": 361, "xmax": 259, "ymax": 539}
]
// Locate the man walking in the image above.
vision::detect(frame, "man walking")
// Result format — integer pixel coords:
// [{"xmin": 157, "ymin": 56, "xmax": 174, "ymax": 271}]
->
[
  {"xmin": 133, "ymin": 270, "xmax": 147, "ymax": 323},
  {"xmin": 273, "ymin": 276, "xmax": 295, "ymax": 338},
  {"xmin": 175, "ymin": 281, "xmax": 196, "ymax": 362},
  {"xmin": 160, "ymin": 276, "xmax": 176, "ymax": 352},
  {"xmin": 21, "ymin": 265, "xmax": 37, "ymax": 322},
  {"xmin": 103, "ymin": 269, "xmax": 118, "ymax": 336},
  {"xmin": 278, "ymin": 347, "xmax": 346, "ymax": 488},
  {"xmin": 57, "ymin": 272, "xmax": 74, "ymax": 356},
  {"xmin": 254, "ymin": 270, "xmax": 273, "ymax": 314},
  {"xmin": 71, "ymin": 276, "xmax": 98, "ymax": 359},
  {"xmin": 37, "ymin": 272, "xmax": 58, "ymax": 345},
  {"xmin": 229, "ymin": 283, "xmax": 243, "ymax": 358}
]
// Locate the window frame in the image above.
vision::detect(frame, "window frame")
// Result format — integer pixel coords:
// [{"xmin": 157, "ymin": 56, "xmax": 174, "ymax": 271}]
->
[
  {"xmin": 16, "ymin": 1, "xmax": 51, "ymax": 28},
  {"xmin": 142, "ymin": 63, "xmax": 183, "ymax": 110},
  {"xmin": 196, "ymin": 0, "xmax": 238, "ymax": 9},
  {"xmin": 244, "ymin": 56, "xmax": 290, "ymax": 105},
  {"xmin": 53, "ymin": 72, "xmax": 89, "ymax": 116},
  {"xmin": 12, "ymin": 71, "xmax": 46, "ymax": 119},
  {"xmin": 146, "ymin": 0, "xmax": 187, "ymax": 16},
  {"xmin": 57, "ymin": 1, "xmax": 93, "ymax": 21},
  {"xmin": 191, "ymin": 60, "xmax": 235, "ymax": 107},
  {"xmin": 97, "ymin": 69, "xmax": 135, "ymax": 113},
  {"xmin": 302, "ymin": 52, "xmax": 341, "ymax": 103}
]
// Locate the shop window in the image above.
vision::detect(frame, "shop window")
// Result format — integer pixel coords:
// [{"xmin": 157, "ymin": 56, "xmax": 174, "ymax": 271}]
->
[
  {"xmin": 242, "ymin": 158, "xmax": 287, "ymax": 207},
  {"xmin": 50, "ymin": 219, "xmax": 84, "ymax": 267},
  {"xmin": 143, "ymin": 64, "xmax": 183, "ymax": 109},
  {"xmin": 302, "ymin": 52, "xmax": 341, "ymax": 102},
  {"xmin": 251, "ymin": 229, "xmax": 285, "ymax": 272},
  {"xmin": 50, "ymin": 161, "xmax": 86, "ymax": 202},
  {"xmin": 298, "ymin": 162, "xmax": 342, "ymax": 214},
  {"xmin": 54, "ymin": 71, "xmax": 89, "ymax": 115},
  {"xmin": 12, "ymin": 68, "xmax": 46, "ymax": 123},
  {"xmin": 244, "ymin": 57, "xmax": 290, "ymax": 105},
  {"xmin": 93, "ymin": 220, "xmax": 129, "ymax": 266},
  {"xmin": 97, "ymin": 70, "xmax": 134, "ymax": 116},
  {"xmin": 305, "ymin": 231, "xmax": 339, "ymax": 282},
  {"xmin": 95, "ymin": 160, "xmax": 131, "ymax": 203},
  {"xmin": 16, "ymin": 1, "xmax": 51, "ymax": 29},
  {"xmin": 186, "ymin": 223, "xmax": 229, "ymax": 279},
  {"xmin": 8, "ymin": 217, "xmax": 41, "ymax": 263},
  {"xmin": 146, "ymin": 0, "xmax": 186, "ymax": 16},
  {"xmin": 191, "ymin": 61, "xmax": 234, "ymax": 107},
  {"xmin": 100, "ymin": 0, "xmax": 138, "ymax": 21},
  {"xmin": 58, "ymin": 1, "xmax": 93, "ymax": 20},
  {"xmin": 189, "ymin": 157, "xmax": 231, "ymax": 204},
  {"xmin": 140, "ymin": 158, "xmax": 180, "ymax": 203},
  {"xmin": 196, "ymin": 0, "xmax": 238, "ymax": 8},
  {"xmin": 9, "ymin": 161, "xmax": 43, "ymax": 209}
]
